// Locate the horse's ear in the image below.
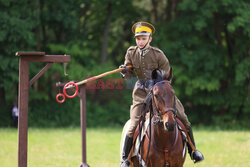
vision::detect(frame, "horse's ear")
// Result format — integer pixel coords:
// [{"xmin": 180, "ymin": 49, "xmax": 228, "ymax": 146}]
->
[
  {"xmin": 164, "ymin": 68, "xmax": 172, "ymax": 81},
  {"xmin": 152, "ymin": 69, "xmax": 162, "ymax": 80}
]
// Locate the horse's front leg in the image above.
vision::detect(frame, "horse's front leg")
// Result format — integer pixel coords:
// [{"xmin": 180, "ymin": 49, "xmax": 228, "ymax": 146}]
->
[
  {"xmin": 146, "ymin": 152, "xmax": 165, "ymax": 167},
  {"xmin": 142, "ymin": 139, "xmax": 164, "ymax": 167},
  {"xmin": 130, "ymin": 156, "xmax": 140, "ymax": 167}
]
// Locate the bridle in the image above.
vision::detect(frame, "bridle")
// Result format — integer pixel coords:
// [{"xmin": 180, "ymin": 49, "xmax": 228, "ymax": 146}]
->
[
  {"xmin": 139, "ymin": 80, "xmax": 177, "ymax": 166},
  {"xmin": 151, "ymin": 81, "xmax": 177, "ymax": 125}
]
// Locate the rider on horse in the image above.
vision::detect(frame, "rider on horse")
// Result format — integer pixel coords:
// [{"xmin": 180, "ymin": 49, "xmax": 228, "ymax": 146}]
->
[{"xmin": 119, "ymin": 21, "xmax": 204, "ymax": 167}]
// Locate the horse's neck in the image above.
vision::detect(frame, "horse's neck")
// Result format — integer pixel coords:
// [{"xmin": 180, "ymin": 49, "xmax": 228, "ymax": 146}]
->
[{"xmin": 152, "ymin": 123, "xmax": 177, "ymax": 149}]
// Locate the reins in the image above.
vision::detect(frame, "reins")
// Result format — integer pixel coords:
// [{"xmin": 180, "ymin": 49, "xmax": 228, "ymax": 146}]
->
[
  {"xmin": 137, "ymin": 81, "xmax": 178, "ymax": 167},
  {"xmin": 137, "ymin": 91, "xmax": 153, "ymax": 167}
]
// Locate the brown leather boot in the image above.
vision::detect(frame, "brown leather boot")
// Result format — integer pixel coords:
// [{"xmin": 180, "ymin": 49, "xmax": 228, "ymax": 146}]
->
[
  {"xmin": 120, "ymin": 135, "xmax": 133, "ymax": 167},
  {"xmin": 187, "ymin": 128, "xmax": 204, "ymax": 163}
]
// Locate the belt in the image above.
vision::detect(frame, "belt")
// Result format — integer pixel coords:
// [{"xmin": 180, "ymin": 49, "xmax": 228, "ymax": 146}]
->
[{"xmin": 137, "ymin": 79, "xmax": 154, "ymax": 90}]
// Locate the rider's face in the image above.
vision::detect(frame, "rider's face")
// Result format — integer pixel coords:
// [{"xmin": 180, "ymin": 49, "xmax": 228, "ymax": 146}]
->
[{"xmin": 135, "ymin": 35, "xmax": 152, "ymax": 49}]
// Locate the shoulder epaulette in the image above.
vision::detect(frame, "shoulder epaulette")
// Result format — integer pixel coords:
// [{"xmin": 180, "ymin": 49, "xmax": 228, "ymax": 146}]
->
[
  {"xmin": 127, "ymin": 46, "xmax": 137, "ymax": 51},
  {"xmin": 151, "ymin": 47, "xmax": 164, "ymax": 54}
]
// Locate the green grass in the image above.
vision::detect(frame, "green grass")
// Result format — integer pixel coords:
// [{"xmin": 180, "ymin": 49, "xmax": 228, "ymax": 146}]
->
[{"xmin": 0, "ymin": 128, "xmax": 249, "ymax": 167}]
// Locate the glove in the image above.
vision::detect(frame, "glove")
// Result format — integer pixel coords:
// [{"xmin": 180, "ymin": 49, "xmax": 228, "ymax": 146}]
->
[
  {"xmin": 119, "ymin": 65, "xmax": 129, "ymax": 78},
  {"xmin": 119, "ymin": 65, "xmax": 129, "ymax": 73}
]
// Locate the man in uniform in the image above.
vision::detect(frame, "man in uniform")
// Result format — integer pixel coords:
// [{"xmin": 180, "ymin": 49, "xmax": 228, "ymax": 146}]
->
[{"xmin": 119, "ymin": 21, "xmax": 204, "ymax": 167}]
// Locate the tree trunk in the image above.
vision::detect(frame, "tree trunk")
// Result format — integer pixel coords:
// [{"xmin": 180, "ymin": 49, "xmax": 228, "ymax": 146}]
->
[
  {"xmin": 80, "ymin": 2, "xmax": 91, "ymax": 33},
  {"xmin": 0, "ymin": 87, "xmax": 6, "ymax": 107},
  {"xmin": 34, "ymin": 0, "xmax": 41, "ymax": 50},
  {"xmin": 110, "ymin": 22, "xmax": 130, "ymax": 65},
  {"xmin": 101, "ymin": 3, "xmax": 113, "ymax": 64},
  {"xmin": 224, "ymin": 21, "xmax": 233, "ymax": 60},
  {"xmin": 39, "ymin": 0, "xmax": 47, "ymax": 50},
  {"xmin": 166, "ymin": 0, "xmax": 173, "ymax": 21},
  {"xmin": 151, "ymin": 0, "xmax": 158, "ymax": 22},
  {"xmin": 213, "ymin": 13, "xmax": 223, "ymax": 48}
]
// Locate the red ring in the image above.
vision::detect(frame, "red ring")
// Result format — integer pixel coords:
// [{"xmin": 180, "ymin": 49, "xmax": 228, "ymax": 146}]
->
[
  {"xmin": 63, "ymin": 82, "xmax": 78, "ymax": 98},
  {"xmin": 56, "ymin": 93, "xmax": 65, "ymax": 103}
]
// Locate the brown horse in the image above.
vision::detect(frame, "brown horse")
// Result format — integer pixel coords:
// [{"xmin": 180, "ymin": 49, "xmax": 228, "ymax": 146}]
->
[{"xmin": 130, "ymin": 73, "xmax": 186, "ymax": 167}]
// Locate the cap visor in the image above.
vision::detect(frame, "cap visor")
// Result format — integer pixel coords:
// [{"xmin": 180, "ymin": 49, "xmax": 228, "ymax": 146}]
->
[{"xmin": 135, "ymin": 32, "xmax": 151, "ymax": 37}]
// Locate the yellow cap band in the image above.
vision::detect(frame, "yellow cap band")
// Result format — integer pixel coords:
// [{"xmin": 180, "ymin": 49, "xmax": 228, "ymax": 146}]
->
[{"xmin": 135, "ymin": 26, "xmax": 152, "ymax": 34}]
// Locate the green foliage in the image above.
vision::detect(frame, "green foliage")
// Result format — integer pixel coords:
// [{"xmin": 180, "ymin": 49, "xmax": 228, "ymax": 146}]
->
[
  {"xmin": 28, "ymin": 99, "xmax": 80, "ymax": 127},
  {"xmin": 0, "ymin": 0, "xmax": 249, "ymax": 128},
  {"xmin": 154, "ymin": 0, "xmax": 250, "ymax": 126}
]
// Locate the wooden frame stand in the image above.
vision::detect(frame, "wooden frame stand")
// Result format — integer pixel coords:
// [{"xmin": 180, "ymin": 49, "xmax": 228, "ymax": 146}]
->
[{"xmin": 17, "ymin": 52, "xmax": 72, "ymax": 167}]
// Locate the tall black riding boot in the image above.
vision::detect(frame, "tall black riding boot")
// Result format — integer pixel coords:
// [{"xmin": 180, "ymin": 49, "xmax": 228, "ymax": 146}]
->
[
  {"xmin": 120, "ymin": 135, "xmax": 133, "ymax": 167},
  {"xmin": 187, "ymin": 127, "xmax": 204, "ymax": 163}
]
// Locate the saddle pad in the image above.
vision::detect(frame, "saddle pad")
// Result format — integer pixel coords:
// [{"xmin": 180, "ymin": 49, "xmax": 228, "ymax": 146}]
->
[
  {"xmin": 120, "ymin": 114, "xmax": 150, "ymax": 162},
  {"xmin": 120, "ymin": 120, "xmax": 131, "ymax": 161},
  {"xmin": 133, "ymin": 115, "xmax": 150, "ymax": 157}
]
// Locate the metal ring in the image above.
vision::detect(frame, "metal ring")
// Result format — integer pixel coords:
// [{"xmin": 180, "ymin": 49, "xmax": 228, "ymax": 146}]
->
[
  {"xmin": 63, "ymin": 82, "xmax": 78, "ymax": 98},
  {"xmin": 56, "ymin": 93, "xmax": 65, "ymax": 103}
]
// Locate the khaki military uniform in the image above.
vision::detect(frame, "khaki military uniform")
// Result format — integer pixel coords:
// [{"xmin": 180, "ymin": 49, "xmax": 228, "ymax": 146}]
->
[{"xmin": 123, "ymin": 46, "xmax": 191, "ymax": 137}]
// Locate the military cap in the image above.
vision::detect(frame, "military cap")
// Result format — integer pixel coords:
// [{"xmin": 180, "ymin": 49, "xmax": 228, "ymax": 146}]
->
[{"xmin": 132, "ymin": 21, "xmax": 155, "ymax": 37}]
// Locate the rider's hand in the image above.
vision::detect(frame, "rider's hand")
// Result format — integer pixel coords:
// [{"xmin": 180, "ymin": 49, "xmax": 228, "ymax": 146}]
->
[
  {"xmin": 119, "ymin": 65, "xmax": 129, "ymax": 73},
  {"xmin": 119, "ymin": 65, "xmax": 129, "ymax": 78}
]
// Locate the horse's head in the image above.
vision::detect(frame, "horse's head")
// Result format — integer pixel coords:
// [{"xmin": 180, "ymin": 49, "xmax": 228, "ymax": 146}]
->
[{"xmin": 151, "ymin": 68, "xmax": 176, "ymax": 131}]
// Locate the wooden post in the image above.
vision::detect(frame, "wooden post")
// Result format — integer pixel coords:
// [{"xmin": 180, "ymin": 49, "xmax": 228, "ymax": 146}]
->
[
  {"xmin": 79, "ymin": 84, "xmax": 89, "ymax": 167},
  {"xmin": 17, "ymin": 52, "xmax": 70, "ymax": 167},
  {"xmin": 18, "ymin": 58, "xmax": 29, "ymax": 167},
  {"xmin": 56, "ymin": 82, "xmax": 90, "ymax": 167}
]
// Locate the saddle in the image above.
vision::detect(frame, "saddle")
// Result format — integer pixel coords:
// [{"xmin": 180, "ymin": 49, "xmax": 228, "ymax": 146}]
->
[{"xmin": 127, "ymin": 113, "xmax": 150, "ymax": 161}]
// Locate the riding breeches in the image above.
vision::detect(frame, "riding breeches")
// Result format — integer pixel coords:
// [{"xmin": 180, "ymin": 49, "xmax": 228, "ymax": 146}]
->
[
  {"xmin": 175, "ymin": 97, "xmax": 191, "ymax": 129},
  {"xmin": 127, "ymin": 84, "xmax": 147, "ymax": 137},
  {"xmin": 126, "ymin": 84, "xmax": 191, "ymax": 137}
]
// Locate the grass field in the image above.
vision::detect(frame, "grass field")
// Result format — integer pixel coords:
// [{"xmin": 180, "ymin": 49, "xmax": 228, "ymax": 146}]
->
[{"xmin": 0, "ymin": 127, "xmax": 249, "ymax": 167}]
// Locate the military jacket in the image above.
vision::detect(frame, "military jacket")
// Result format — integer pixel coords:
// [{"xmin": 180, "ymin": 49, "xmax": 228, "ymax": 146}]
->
[
  {"xmin": 124, "ymin": 46, "xmax": 170, "ymax": 79},
  {"xmin": 123, "ymin": 46, "xmax": 170, "ymax": 103}
]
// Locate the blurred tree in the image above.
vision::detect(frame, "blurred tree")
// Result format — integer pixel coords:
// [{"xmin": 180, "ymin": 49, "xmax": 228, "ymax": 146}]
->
[
  {"xmin": 154, "ymin": 0, "xmax": 250, "ymax": 125},
  {"xmin": 0, "ymin": 0, "xmax": 249, "ymax": 128},
  {"xmin": 0, "ymin": 0, "xmax": 38, "ymax": 106}
]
